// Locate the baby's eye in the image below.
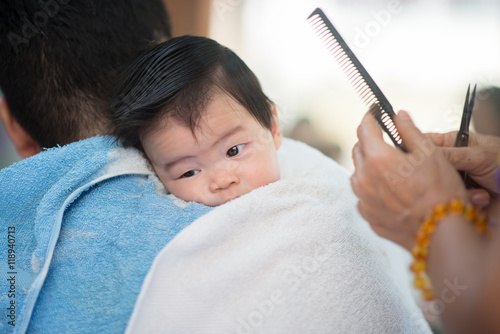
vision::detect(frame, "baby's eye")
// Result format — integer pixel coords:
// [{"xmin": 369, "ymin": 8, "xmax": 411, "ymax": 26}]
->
[
  {"xmin": 181, "ymin": 170, "xmax": 199, "ymax": 178},
  {"xmin": 227, "ymin": 144, "xmax": 245, "ymax": 157}
]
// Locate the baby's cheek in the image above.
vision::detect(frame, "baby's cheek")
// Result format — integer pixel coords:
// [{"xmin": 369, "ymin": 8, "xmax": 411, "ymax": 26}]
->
[
  {"xmin": 268, "ymin": 166, "xmax": 281, "ymax": 184},
  {"xmin": 184, "ymin": 185, "xmax": 206, "ymax": 203},
  {"xmin": 253, "ymin": 167, "xmax": 279, "ymax": 189},
  {"xmin": 266, "ymin": 151, "xmax": 281, "ymax": 182},
  {"xmin": 155, "ymin": 172, "xmax": 171, "ymax": 190},
  {"xmin": 168, "ymin": 182, "xmax": 200, "ymax": 203}
]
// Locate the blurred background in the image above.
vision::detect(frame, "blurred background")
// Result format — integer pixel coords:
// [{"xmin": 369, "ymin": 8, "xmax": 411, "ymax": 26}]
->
[{"xmin": 1, "ymin": 0, "xmax": 499, "ymax": 170}]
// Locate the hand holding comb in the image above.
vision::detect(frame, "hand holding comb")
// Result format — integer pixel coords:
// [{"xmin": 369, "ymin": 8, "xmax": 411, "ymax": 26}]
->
[{"xmin": 307, "ymin": 8, "xmax": 406, "ymax": 152}]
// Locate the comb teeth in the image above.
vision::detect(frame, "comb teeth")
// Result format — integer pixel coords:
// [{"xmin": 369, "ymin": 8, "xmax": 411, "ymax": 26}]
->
[
  {"xmin": 308, "ymin": 17, "xmax": 375, "ymax": 105},
  {"xmin": 307, "ymin": 8, "xmax": 406, "ymax": 151},
  {"xmin": 370, "ymin": 104, "xmax": 401, "ymax": 145}
]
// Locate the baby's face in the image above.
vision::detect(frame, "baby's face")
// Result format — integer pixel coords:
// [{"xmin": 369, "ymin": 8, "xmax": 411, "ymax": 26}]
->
[{"xmin": 142, "ymin": 92, "xmax": 282, "ymax": 206}]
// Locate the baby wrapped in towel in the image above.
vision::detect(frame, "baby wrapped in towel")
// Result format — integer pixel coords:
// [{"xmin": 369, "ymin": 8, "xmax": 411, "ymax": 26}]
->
[{"xmin": 111, "ymin": 36, "xmax": 431, "ymax": 333}]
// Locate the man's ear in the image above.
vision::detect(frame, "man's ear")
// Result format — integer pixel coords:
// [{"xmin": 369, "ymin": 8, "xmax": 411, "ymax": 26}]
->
[
  {"xmin": 0, "ymin": 97, "xmax": 41, "ymax": 158},
  {"xmin": 270, "ymin": 103, "xmax": 283, "ymax": 150}
]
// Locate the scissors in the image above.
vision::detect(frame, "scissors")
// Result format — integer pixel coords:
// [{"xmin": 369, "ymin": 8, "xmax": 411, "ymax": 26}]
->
[{"xmin": 453, "ymin": 83, "xmax": 477, "ymax": 188}]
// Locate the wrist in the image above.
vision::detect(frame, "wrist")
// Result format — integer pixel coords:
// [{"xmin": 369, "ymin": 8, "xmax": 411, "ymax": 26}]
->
[{"xmin": 410, "ymin": 199, "xmax": 489, "ymax": 301}]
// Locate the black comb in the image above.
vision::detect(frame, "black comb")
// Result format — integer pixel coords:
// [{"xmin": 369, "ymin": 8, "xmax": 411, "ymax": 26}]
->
[{"xmin": 307, "ymin": 8, "xmax": 406, "ymax": 151}]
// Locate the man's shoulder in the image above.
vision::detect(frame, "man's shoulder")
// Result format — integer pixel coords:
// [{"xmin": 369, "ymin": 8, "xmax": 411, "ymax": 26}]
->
[
  {"xmin": 0, "ymin": 135, "xmax": 211, "ymax": 333},
  {"xmin": 0, "ymin": 136, "xmax": 117, "ymax": 217}
]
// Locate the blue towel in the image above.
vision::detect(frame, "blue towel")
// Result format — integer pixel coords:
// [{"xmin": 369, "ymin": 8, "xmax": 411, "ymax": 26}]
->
[{"xmin": 0, "ymin": 136, "xmax": 211, "ymax": 333}]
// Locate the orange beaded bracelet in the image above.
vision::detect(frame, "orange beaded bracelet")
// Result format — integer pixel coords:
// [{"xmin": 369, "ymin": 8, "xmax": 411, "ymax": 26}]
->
[{"xmin": 410, "ymin": 198, "xmax": 489, "ymax": 301}]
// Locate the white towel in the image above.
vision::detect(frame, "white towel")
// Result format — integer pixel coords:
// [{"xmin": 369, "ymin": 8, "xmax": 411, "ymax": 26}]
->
[{"xmin": 126, "ymin": 138, "xmax": 431, "ymax": 333}]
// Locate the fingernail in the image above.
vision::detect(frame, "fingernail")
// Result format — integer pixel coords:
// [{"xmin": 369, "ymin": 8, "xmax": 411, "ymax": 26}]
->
[
  {"xmin": 398, "ymin": 110, "xmax": 411, "ymax": 121},
  {"xmin": 472, "ymin": 193, "xmax": 490, "ymax": 206}
]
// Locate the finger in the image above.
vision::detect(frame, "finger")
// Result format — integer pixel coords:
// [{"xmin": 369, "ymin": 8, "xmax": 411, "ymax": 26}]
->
[
  {"xmin": 468, "ymin": 188, "xmax": 491, "ymax": 209},
  {"xmin": 426, "ymin": 131, "xmax": 458, "ymax": 148},
  {"xmin": 467, "ymin": 131, "xmax": 478, "ymax": 146},
  {"xmin": 438, "ymin": 147, "xmax": 467, "ymax": 169},
  {"xmin": 350, "ymin": 174, "xmax": 360, "ymax": 197},
  {"xmin": 470, "ymin": 131, "xmax": 500, "ymax": 147},
  {"xmin": 394, "ymin": 110, "xmax": 435, "ymax": 153},
  {"xmin": 356, "ymin": 201, "xmax": 379, "ymax": 227},
  {"xmin": 439, "ymin": 146, "xmax": 486, "ymax": 171},
  {"xmin": 352, "ymin": 142, "xmax": 364, "ymax": 170},
  {"xmin": 356, "ymin": 201, "xmax": 365, "ymax": 219},
  {"xmin": 427, "ymin": 131, "xmax": 495, "ymax": 148},
  {"xmin": 357, "ymin": 200, "xmax": 387, "ymax": 229},
  {"xmin": 357, "ymin": 110, "xmax": 390, "ymax": 154}
]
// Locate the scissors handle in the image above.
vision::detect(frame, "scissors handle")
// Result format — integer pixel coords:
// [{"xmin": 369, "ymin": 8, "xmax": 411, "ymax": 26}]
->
[
  {"xmin": 453, "ymin": 132, "xmax": 469, "ymax": 148},
  {"xmin": 461, "ymin": 171, "xmax": 481, "ymax": 189}
]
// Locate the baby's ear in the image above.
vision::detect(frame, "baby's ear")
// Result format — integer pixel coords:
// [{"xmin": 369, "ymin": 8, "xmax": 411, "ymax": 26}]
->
[{"xmin": 270, "ymin": 103, "xmax": 282, "ymax": 149}]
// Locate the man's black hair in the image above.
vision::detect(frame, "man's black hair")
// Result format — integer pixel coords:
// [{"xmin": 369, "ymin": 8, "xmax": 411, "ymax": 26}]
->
[
  {"xmin": 0, "ymin": 0, "xmax": 172, "ymax": 148},
  {"xmin": 478, "ymin": 86, "xmax": 500, "ymax": 113},
  {"xmin": 111, "ymin": 35, "xmax": 274, "ymax": 152}
]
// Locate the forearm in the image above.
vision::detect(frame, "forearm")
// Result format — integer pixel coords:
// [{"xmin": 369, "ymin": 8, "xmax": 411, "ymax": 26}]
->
[{"xmin": 427, "ymin": 215, "xmax": 491, "ymax": 333}]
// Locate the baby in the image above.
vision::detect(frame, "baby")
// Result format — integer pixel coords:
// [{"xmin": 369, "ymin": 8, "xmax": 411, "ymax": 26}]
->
[{"xmin": 111, "ymin": 36, "xmax": 282, "ymax": 206}]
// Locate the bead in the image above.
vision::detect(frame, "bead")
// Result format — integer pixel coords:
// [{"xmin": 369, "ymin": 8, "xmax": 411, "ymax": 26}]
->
[
  {"xmin": 411, "ymin": 245, "xmax": 421, "ymax": 257},
  {"xmin": 413, "ymin": 275, "xmax": 429, "ymax": 289},
  {"xmin": 422, "ymin": 221, "xmax": 436, "ymax": 234},
  {"xmin": 464, "ymin": 203, "xmax": 478, "ymax": 221},
  {"xmin": 419, "ymin": 247, "xmax": 428, "ymax": 258},
  {"xmin": 449, "ymin": 198, "xmax": 464, "ymax": 214},
  {"xmin": 415, "ymin": 230, "xmax": 428, "ymax": 243},
  {"xmin": 433, "ymin": 203, "xmax": 447, "ymax": 221},
  {"xmin": 419, "ymin": 236, "xmax": 430, "ymax": 248},
  {"xmin": 477, "ymin": 214, "xmax": 487, "ymax": 225},
  {"xmin": 410, "ymin": 259, "xmax": 426, "ymax": 274},
  {"xmin": 475, "ymin": 222, "xmax": 487, "ymax": 234},
  {"xmin": 422, "ymin": 288, "xmax": 435, "ymax": 301},
  {"xmin": 411, "ymin": 246, "xmax": 428, "ymax": 259}
]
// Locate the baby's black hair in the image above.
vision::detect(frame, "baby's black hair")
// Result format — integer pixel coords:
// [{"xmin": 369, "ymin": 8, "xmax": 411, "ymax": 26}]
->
[{"xmin": 111, "ymin": 35, "xmax": 273, "ymax": 151}]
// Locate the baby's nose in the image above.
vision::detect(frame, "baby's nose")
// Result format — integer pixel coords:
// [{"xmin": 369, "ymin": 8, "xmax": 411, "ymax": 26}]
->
[{"xmin": 209, "ymin": 169, "xmax": 239, "ymax": 193}]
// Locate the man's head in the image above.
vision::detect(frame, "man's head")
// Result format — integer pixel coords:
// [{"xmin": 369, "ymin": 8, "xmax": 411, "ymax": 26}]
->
[{"xmin": 0, "ymin": 0, "xmax": 172, "ymax": 153}]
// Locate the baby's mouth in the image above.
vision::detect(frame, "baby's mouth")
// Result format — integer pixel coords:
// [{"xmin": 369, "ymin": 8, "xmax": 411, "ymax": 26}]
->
[{"xmin": 221, "ymin": 194, "xmax": 241, "ymax": 205}]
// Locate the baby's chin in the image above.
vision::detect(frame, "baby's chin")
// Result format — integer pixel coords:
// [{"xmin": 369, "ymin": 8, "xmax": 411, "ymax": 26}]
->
[
  {"xmin": 207, "ymin": 182, "xmax": 281, "ymax": 207},
  {"xmin": 185, "ymin": 191, "xmax": 247, "ymax": 207},
  {"xmin": 202, "ymin": 195, "xmax": 241, "ymax": 207}
]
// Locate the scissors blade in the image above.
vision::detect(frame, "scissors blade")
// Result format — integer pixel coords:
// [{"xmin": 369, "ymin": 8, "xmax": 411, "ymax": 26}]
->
[
  {"xmin": 454, "ymin": 84, "xmax": 480, "ymax": 189},
  {"xmin": 454, "ymin": 84, "xmax": 471, "ymax": 147},
  {"xmin": 466, "ymin": 84, "xmax": 477, "ymax": 129}
]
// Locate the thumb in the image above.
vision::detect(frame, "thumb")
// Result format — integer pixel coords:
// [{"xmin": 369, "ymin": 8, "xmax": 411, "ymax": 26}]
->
[
  {"xmin": 439, "ymin": 146, "xmax": 481, "ymax": 171},
  {"xmin": 467, "ymin": 188, "xmax": 490, "ymax": 209},
  {"xmin": 440, "ymin": 145, "xmax": 498, "ymax": 194}
]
